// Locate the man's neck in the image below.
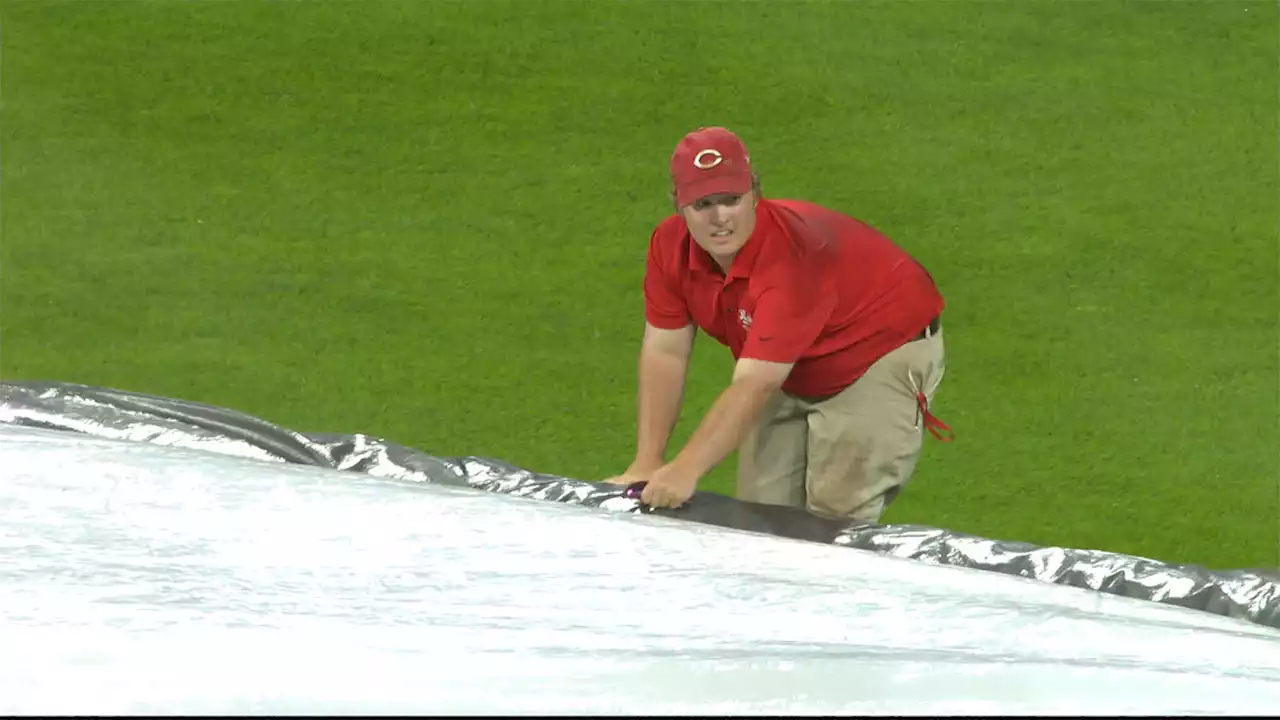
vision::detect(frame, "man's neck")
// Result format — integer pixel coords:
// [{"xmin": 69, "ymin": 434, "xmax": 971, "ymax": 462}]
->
[{"xmin": 711, "ymin": 252, "xmax": 735, "ymax": 274}]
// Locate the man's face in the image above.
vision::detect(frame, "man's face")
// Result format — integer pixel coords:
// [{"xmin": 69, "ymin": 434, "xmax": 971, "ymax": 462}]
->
[{"xmin": 680, "ymin": 190, "xmax": 758, "ymax": 264}]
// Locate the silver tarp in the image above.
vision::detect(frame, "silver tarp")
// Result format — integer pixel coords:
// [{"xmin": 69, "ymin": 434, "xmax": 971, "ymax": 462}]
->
[
  {"xmin": 2, "ymin": 379, "xmax": 1277, "ymax": 632},
  {"xmin": 8, "ymin": 421, "xmax": 1280, "ymax": 713}
]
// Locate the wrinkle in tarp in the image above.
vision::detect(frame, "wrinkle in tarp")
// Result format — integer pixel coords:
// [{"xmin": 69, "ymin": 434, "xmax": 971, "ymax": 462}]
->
[{"xmin": 1, "ymin": 379, "xmax": 1276, "ymax": 631}]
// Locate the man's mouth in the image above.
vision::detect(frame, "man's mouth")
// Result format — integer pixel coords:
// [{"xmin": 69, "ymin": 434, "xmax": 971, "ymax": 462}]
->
[{"xmin": 712, "ymin": 229, "xmax": 732, "ymax": 237}]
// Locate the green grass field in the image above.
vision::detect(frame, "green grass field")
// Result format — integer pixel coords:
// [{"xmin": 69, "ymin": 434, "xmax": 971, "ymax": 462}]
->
[{"xmin": 2, "ymin": 0, "xmax": 1276, "ymax": 571}]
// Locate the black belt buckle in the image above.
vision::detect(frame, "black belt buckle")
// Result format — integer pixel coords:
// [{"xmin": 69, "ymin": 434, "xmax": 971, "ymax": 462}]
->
[{"xmin": 917, "ymin": 316, "xmax": 941, "ymax": 340}]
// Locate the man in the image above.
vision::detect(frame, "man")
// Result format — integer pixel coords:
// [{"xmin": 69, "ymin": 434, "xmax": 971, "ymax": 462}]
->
[{"xmin": 605, "ymin": 126, "xmax": 952, "ymax": 524}]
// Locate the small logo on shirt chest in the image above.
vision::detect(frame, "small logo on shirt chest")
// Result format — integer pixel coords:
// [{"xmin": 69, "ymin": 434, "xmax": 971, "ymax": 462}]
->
[{"xmin": 737, "ymin": 309, "xmax": 753, "ymax": 330}]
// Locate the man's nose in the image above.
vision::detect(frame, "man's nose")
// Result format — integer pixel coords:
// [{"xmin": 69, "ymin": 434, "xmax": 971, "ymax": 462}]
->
[{"xmin": 712, "ymin": 205, "xmax": 732, "ymax": 224}]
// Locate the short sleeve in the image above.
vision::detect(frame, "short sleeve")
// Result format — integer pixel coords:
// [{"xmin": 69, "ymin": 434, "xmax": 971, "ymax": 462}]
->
[
  {"xmin": 642, "ymin": 225, "xmax": 692, "ymax": 329},
  {"xmin": 740, "ymin": 266, "xmax": 836, "ymax": 363}
]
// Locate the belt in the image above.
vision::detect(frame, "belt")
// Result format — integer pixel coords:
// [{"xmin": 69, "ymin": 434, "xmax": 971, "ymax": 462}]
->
[{"xmin": 915, "ymin": 315, "xmax": 942, "ymax": 341}]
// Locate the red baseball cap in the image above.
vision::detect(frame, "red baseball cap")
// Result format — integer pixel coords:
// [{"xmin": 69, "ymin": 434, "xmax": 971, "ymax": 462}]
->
[{"xmin": 669, "ymin": 126, "xmax": 754, "ymax": 208}]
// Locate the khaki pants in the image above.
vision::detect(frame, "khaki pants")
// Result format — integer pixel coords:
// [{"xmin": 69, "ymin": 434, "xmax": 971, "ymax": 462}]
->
[{"xmin": 736, "ymin": 329, "xmax": 946, "ymax": 524}]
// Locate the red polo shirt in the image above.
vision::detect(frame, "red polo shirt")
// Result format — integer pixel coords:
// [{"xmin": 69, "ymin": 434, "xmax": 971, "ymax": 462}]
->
[{"xmin": 643, "ymin": 198, "xmax": 944, "ymax": 397}]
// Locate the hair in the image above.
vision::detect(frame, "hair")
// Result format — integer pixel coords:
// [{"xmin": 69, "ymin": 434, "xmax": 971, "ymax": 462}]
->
[{"xmin": 669, "ymin": 171, "xmax": 763, "ymax": 212}]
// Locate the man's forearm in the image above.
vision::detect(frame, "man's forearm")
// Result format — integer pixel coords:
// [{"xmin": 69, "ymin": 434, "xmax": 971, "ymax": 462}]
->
[
  {"xmin": 634, "ymin": 349, "xmax": 688, "ymax": 466},
  {"xmin": 668, "ymin": 378, "xmax": 777, "ymax": 480}
]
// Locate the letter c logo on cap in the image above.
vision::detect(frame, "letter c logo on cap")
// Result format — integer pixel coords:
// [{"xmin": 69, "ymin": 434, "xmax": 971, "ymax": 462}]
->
[{"xmin": 693, "ymin": 149, "xmax": 723, "ymax": 170}]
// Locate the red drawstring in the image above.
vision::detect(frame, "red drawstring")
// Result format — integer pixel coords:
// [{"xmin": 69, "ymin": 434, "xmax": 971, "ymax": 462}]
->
[{"xmin": 916, "ymin": 391, "xmax": 954, "ymax": 442}]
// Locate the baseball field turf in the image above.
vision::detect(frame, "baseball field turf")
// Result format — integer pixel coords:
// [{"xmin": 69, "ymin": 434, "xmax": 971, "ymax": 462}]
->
[{"xmin": 2, "ymin": 0, "xmax": 1276, "ymax": 571}]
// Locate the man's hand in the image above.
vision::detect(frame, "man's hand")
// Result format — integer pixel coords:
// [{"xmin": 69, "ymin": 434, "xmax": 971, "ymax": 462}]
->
[
  {"xmin": 639, "ymin": 462, "xmax": 699, "ymax": 509},
  {"xmin": 601, "ymin": 458, "xmax": 663, "ymax": 486}
]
